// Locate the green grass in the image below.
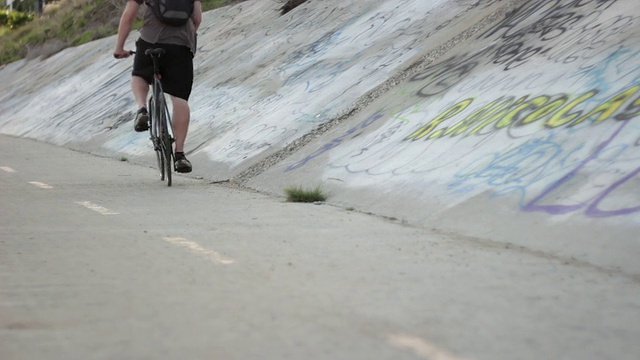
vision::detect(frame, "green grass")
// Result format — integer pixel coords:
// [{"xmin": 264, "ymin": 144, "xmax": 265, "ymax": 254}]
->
[
  {"xmin": 202, "ymin": 0, "xmax": 238, "ymax": 9},
  {"xmin": 284, "ymin": 185, "xmax": 327, "ymax": 203},
  {"xmin": 0, "ymin": 0, "xmax": 120, "ymax": 64},
  {"xmin": 0, "ymin": 0, "xmax": 245, "ymax": 65}
]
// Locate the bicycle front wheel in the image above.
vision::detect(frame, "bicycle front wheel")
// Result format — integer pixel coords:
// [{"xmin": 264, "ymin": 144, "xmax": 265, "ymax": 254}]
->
[
  {"xmin": 149, "ymin": 95, "xmax": 165, "ymax": 181},
  {"xmin": 157, "ymin": 94, "xmax": 173, "ymax": 187}
]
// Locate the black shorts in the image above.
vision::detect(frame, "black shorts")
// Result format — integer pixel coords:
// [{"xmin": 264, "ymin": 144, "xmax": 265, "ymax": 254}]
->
[{"xmin": 132, "ymin": 38, "xmax": 194, "ymax": 101}]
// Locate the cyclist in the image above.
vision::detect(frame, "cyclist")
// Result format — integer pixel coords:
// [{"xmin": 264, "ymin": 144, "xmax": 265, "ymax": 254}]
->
[{"xmin": 113, "ymin": 0, "xmax": 202, "ymax": 173}]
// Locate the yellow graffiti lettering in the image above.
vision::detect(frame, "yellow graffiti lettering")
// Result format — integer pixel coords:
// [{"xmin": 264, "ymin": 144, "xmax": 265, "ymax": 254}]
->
[
  {"xmin": 519, "ymin": 95, "xmax": 568, "ymax": 126},
  {"xmin": 544, "ymin": 90, "xmax": 598, "ymax": 128},
  {"xmin": 495, "ymin": 96, "xmax": 550, "ymax": 129},
  {"xmin": 615, "ymin": 94, "xmax": 640, "ymax": 120},
  {"xmin": 570, "ymin": 85, "xmax": 640, "ymax": 126},
  {"xmin": 427, "ymin": 128, "xmax": 447, "ymax": 139},
  {"xmin": 467, "ymin": 97, "xmax": 521, "ymax": 135},
  {"xmin": 443, "ymin": 98, "xmax": 504, "ymax": 137},
  {"xmin": 404, "ymin": 98, "xmax": 473, "ymax": 141}
]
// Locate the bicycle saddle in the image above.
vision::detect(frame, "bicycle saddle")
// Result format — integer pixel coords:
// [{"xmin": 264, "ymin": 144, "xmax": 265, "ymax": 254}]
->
[{"xmin": 145, "ymin": 48, "xmax": 166, "ymax": 57}]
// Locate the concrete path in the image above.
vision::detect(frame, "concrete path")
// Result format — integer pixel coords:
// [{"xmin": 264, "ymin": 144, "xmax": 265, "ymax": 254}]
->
[
  {"xmin": 1, "ymin": 0, "xmax": 639, "ymax": 278},
  {"xmin": 2, "ymin": 1, "xmax": 640, "ymax": 358},
  {"xmin": 2, "ymin": 134, "xmax": 639, "ymax": 360}
]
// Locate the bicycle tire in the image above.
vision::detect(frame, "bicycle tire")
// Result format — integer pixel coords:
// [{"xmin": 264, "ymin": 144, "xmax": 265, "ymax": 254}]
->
[
  {"xmin": 157, "ymin": 91, "xmax": 172, "ymax": 187},
  {"xmin": 149, "ymin": 95, "xmax": 165, "ymax": 181},
  {"xmin": 162, "ymin": 128, "xmax": 173, "ymax": 187}
]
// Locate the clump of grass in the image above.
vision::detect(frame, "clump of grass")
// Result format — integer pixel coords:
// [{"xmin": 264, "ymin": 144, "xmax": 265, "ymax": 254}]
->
[
  {"xmin": 119, "ymin": 156, "xmax": 128, "ymax": 162},
  {"xmin": 284, "ymin": 185, "xmax": 327, "ymax": 203}
]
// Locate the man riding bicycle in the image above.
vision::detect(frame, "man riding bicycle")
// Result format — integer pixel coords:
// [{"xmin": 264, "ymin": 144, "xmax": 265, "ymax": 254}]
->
[{"xmin": 113, "ymin": 0, "xmax": 202, "ymax": 173}]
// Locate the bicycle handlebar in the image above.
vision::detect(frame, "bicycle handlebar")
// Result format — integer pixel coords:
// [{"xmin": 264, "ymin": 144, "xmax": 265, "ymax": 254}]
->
[
  {"xmin": 113, "ymin": 50, "xmax": 135, "ymax": 59},
  {"xmin": 114, "ymin": 49, "xmax": 165, "ymax": 59}
]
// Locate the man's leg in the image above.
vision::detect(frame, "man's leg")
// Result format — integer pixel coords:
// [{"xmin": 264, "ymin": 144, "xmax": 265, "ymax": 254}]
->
[
  {"xmin": 165, "ymin": 45, "xmax": 194, "ymax": 173},
  {"xmin": 171, "ymin": 96, "xmax": 190, "ymax": 153},
  {"xmin": 132, "ymin": 76, "xmax": 150, "ymax": 132},
  {"xmin": 132, "ymin": 75, "xmax": 149, "ymax": 108},
  {"xmin": 171, "ymin": 96, "xmax": 192, "ymax": 173}
]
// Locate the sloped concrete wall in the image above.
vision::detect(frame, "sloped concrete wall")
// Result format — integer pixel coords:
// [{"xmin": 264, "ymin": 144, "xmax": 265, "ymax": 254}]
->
[
  {"xmin": 251, "ymin": 0, "xmax": 640, "ymax": 274},
  {"xmin": 1, "ymin": 0, "xmax": 638, "ymax": 274},
  {"xmin": 0, "ymin": 0, "xmax": 505, "ymax": 179}
]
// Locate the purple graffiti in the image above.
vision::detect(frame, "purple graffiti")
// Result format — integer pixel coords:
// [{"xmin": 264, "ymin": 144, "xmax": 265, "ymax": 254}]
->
[
  {"xmin": 523, "ymin": 120, "xmax": 639, "ymax": 217},
  {"xmin": 285, "ymin": 112, "xmax": 385, "ymax": 172},
  {"xmin": 586, "ymin": 166, "xmax": 640, "ymax": 217}
]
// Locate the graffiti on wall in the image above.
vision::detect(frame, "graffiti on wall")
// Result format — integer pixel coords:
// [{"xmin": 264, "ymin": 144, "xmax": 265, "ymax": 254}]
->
[
  {"xmin": 404, "ymin": 84, "xmax": 640, "ymax": 142},
  {"xmin": 197, "ymin": 0, "xmax": 501, "ymax": 165},
  {"xmin": 3, "ymin": 48, "xmax": 135, "ymax": 144},
  {"xmin": 289, "ymin": 0, "xmax": 640, "ymax": 218}
]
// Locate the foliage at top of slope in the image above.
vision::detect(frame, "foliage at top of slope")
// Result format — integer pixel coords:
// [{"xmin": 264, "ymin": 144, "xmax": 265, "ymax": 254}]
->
[
  {"xmin": 0, "ymin": 0, "xmax": 244, "ymax": 65},
  {"xmin": 280, "ymin": 0, "xmax": 307, "ymax": 15}
]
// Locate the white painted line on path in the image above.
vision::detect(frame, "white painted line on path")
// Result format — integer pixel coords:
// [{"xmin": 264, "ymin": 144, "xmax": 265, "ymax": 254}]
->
[
  {"xmin": 164, "ymin": 237, "xmax": 235, "ymax": 265},
  {"xmin": 1, "ymin": 166, "xmax": 16, "ymax": 173},
  {"xmin": 75, "ymin": 201, "xmax": 119, "ymax": 215},
  {"xmin": 29, "ymin": 181, "xmax": 54, "ymax": 189},
  {"xmin": 388, "ymin": 334, "xmax": 471, "ymax": 360}
]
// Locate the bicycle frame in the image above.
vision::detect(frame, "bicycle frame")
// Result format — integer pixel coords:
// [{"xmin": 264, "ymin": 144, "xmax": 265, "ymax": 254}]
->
[{"xmin": 146, "ymin": 48, "xmax": 175, "ymax": 186}]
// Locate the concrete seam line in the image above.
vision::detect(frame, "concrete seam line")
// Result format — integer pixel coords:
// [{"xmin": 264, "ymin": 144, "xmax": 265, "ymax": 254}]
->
[{"xmin": 427, "ymin": 227, "xmax": 640, "ymax": 283}]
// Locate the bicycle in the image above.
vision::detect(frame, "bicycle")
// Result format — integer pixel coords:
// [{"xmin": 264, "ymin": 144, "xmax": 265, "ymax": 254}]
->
[{"xmin": 145, "ymin": 48, "xmax": 175, "ymax": 186}]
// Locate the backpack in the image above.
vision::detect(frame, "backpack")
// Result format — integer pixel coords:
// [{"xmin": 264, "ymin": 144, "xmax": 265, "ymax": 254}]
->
[{"xmin": 148, "ymin": 0, "xmax": 194, "ymax": 27}]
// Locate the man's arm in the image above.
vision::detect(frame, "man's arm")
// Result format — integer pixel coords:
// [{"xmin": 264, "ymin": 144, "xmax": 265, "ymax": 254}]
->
[
  {"xmin": 114, "ymin": 0, "xmax": 140, "ymax": 59},
  {"xmin": 192, "ymin": 0, "xmax": 203, "ymax": 31}
]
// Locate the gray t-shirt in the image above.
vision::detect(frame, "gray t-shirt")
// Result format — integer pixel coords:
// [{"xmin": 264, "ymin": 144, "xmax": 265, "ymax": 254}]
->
[{"xmin": 135, "ymin": 0, "xmax": 197, "ymax": 54}]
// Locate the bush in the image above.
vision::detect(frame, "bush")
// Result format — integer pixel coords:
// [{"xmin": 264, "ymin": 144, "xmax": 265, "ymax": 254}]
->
[
  {"xmin": 0, "ymin": 0, "xmax": 246, "ymax": 65},
  {"xmin": 0, "ymin": 10, "xmax": 34, "ymax": 29},
  {"xmin": 71, "ymin": 30, "xmax": 93, "ymax": 45},
  {"xmin": 280, "ymin": 0, "xmax": 307, "ymax": 15}
]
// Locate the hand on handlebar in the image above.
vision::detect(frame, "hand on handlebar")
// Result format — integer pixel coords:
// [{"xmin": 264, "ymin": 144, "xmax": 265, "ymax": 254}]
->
[{"xmin": 113, "ymin": 50, "xmax": 135, "ymax": 59}]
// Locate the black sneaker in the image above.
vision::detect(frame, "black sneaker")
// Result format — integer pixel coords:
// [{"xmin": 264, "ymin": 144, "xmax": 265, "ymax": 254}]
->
[
  {"xmin": 174, "ymin": 152, "xmax": 192, "ymax": 173},
  {"xmin": 134, "ymin": 107, "xmax": 149, "ymax": 132}
]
